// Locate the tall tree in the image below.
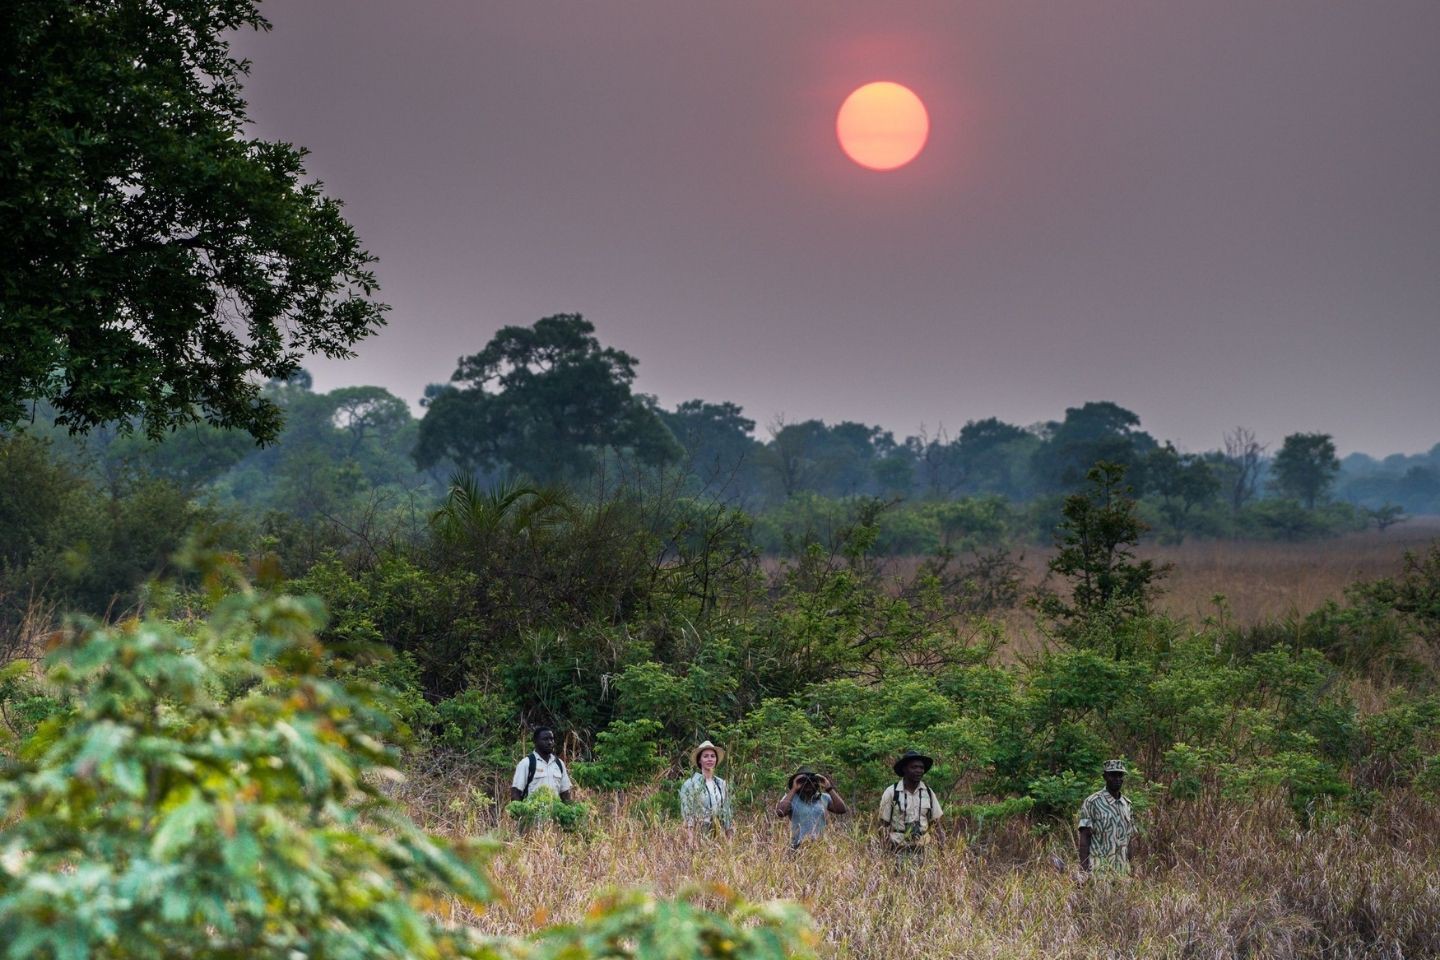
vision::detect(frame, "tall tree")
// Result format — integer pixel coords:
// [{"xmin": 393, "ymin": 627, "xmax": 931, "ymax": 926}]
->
[
  {"xmin": 763, "ymin": 418, "xmax": 829, "ymax": 498},
  {"xmin": 1032, "ymin": 402, "xmax": 1156, "ymax": 493},
  {"xmin": 1145, "ymin": 442, "xmax": 1219, "ymax": 542},
  {"xmin": 1272, "ymin": 433, "xmax": 1340, "ymax": 509},
  {"xmin": 659, "ymin": 399, "xmax": 763, "ymax": 495},
  {"xmin": 1220, "ymin": 427, "xmax": 1266, "ymax": 513},
  {"xmin": 956, "ymin": 417, "xmax": 1035, "ymax": 497},
  {"xmin": 1, "ymin": 0, "xmax": 385, "ymax": 442},
  {"xmin": 414, "ymin": 315, "xmax": 679, "ymax": 484},
  {"xmin": 1034, "ymin": 461, "xmax": 1168, "ymax": 653}
]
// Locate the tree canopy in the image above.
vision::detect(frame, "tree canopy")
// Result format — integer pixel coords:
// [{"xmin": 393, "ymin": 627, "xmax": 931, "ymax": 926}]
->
[
  {"xmin": 1, "ymin": 0, "xmax": 386, "ymax": 442},
  {"xmin": 415, "ymin": 315, "xmax": 680, "ymax": 484},
  {"xmin": 1272, "ymin": 432, "xmax": 1341, "ymax": 509}
]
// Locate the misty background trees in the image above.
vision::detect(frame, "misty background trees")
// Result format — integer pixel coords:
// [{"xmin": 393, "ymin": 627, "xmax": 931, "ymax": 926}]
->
[{"xmin": 4, "ymin": 312, "xmax": 1436, "ymax": 629}]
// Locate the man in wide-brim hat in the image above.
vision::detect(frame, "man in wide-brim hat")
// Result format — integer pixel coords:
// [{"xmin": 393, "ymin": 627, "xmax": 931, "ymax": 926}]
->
[
  {"xmin": 879, "ymin": 749, "xmax": 943, "ymax": 852},
  {"xmin": 680, "ymin": 740, "xmax": 733, "ymax": 844}
]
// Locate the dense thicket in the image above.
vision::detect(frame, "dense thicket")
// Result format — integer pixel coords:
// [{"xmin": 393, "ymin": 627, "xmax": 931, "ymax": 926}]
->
[{"xmin": 5, "ymin": 449, "xmax": 1435, "ymax": 836}]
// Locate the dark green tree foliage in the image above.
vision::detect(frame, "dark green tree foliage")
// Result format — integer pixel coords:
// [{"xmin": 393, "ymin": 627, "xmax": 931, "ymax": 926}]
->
[
  {"xmin": 1337, "ymin": 446, "xmax": 1440, "ymax": 515},
  {"xmin": 212, "ymin": 375, "xmax": 423, "ymax": 518},
  {"xmin": 0, "ymin": 435, "xmax": 78, "ymax": 572},
  {"xmin": 1035, "ymin": 462, "xmax": 1168, "ymax": 649},
  {"xmin": 300, "ymin": 475, "xmax": 668, "ymax": 706},
  {"xmin": 1145, "ymin": 442, "xmax": 1220, "ymax": 542},
  {"xmin": 1032, "ymin": 402, "xmax": 1157, "ymax": 494},
  {"xmin": 955, "ymin": 417, "xmax": 1036, "ymax": 498},
  {"xmin": 1, "ymin": 0, "xmax": 386, "ymax": 442},
  {"xmin": 658, "ymin": 399, "xmax": 764, "ymax": 496},
  {"xmin": 761, "ymin": 419, "xmax": 830, "ymax": 498},
  {"xmin": 1272, "ymin": 432, "xmax": 1342, "ymax": 509},
  {"xmin": 0, "ymin": 435, "xmax": 220, "ymax": 630},
  {"xmin": 416, "ymin": 315, "xmax": 679, "ymax": 484},
  {"xmin": 761, "ymin": 419, "xmax": 910, "ymax": 501}
]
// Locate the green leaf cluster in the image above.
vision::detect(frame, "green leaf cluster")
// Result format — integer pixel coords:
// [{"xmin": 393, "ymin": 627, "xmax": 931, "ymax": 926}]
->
[{"xmin": 0, "ymin": 572, "xmax": 498, "ymax": 958}]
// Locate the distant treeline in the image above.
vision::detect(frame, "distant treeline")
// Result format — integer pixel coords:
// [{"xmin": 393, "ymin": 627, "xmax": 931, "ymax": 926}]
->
[
  {"xmin": 3, "ymin": 314, "xmax": 1437, "ymax": 625},
  {"xmin": 12, "ymin": 315, "xmax": 1438, "ymax": 524}
]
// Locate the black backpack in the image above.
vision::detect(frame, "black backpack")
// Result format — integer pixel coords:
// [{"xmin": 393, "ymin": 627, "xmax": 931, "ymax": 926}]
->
[{"xmin": 520, "ymin": 753, "xmax": 567, "ymax": 799}]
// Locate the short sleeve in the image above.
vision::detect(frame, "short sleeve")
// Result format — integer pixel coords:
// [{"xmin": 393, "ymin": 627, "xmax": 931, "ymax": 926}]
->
[
  {"xmin": 511, "ymin": 758, "xmax": 529, "ymax": 792},
  {"xmin": 929, "ymin": 792, "xmax": 942, "ymax": 821},
  {"xmin": 878, "ymin": 786, "xmax": 895, "ymax": 821},
  {"xmin": 1077, "ymin": 795, "xmax": 1095, "ymax": 828},
  {"xmin": 558, "ymin": 763, "xmax": 573, "ymax": 792}
]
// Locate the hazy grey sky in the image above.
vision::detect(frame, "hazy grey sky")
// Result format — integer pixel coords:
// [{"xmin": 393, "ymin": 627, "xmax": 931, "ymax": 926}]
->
[{"xmin": 234, "ymin": 1, "xmax": 1440, "ymax": 455}]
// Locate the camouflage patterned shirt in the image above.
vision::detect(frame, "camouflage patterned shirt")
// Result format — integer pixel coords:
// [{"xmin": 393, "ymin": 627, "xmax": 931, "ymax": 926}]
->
[{"xmin": 1078, "ymin": 789, "xmax": 1134, "ymax": 871}]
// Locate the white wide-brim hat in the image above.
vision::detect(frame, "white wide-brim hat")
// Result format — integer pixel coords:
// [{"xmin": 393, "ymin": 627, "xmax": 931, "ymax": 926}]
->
[{"xmin": 691, "ymin": 740, "xmax": 727, "ymax": 767}]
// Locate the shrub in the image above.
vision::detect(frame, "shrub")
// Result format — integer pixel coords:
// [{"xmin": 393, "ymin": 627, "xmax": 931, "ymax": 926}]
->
[
  {"xmin": 0, "ymin": 569, "xmax": 497, "ymax": 959},
  {"xmin": 505, "ymin": 791, "xmax": 593, "ymax": 834},
  {"xmin": 572, "ymin": 719, "xmax": 667, "ymax": 790}
]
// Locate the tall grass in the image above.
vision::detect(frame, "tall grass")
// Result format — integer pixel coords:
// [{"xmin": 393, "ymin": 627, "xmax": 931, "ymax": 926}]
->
[
  {"xmin": 897, "ymin": 525, "xmax": 1438, "ymax": 659},
  {"xmin": 406, "ymin": 782, "xmax": 1440, "ymax": 959}
]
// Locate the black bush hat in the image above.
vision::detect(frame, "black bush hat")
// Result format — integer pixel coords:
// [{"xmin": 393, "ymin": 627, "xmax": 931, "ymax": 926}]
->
[{"xmin": 893, "ymin": 750, "xmax": 934, "ymax": 777}]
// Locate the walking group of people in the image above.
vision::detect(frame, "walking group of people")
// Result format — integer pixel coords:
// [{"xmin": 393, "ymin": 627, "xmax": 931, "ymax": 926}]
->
[{"xmin": 510, "ymin": 730, "xmax": 1136, "ymax": 874}]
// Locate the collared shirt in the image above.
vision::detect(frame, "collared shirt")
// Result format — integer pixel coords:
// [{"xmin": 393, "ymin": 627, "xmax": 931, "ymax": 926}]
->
[
  {"xmin": 1078, "ymin": 789, "xmax": 1134, "ymax": 871},
  {"xmin": 679, "ymin": 772, "xmax": 733, "ymax": 829},
  {"xmin": 787, "ymin": 792, "xmax": 832, "ymax": 847},
  {"xmin": 879, "ymin": 781, "xmax": 942, "ymax": 846},
  {"xmin": 511, "ymin": 752, "xmax": 572, "ymax": 799}
]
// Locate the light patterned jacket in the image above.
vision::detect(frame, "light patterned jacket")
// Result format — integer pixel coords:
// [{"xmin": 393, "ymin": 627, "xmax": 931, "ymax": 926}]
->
[{"xmin": 679, "ymin": 772, "xmax": 733, "ymax": 830}]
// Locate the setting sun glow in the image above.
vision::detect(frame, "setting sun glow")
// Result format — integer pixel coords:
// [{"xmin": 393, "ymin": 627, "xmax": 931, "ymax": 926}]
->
[{"xmin": 836, "ymin": 82, "xmax": 929, "ymax": 171}]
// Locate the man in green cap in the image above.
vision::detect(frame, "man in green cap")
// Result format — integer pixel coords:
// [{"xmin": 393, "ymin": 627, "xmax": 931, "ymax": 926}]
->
[{"xmin": 1077, "ymin": 759, "xmax": 1136, "ymax": 875}]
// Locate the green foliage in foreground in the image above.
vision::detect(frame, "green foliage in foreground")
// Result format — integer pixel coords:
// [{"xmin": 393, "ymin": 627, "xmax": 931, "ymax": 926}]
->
[
  {"xmin": 0, "ymin": 570, "xmax": 814, "ymax": 960},
  {"xmin": 505, "ymin": 792, "xmax": 593, "ymax": 834}
]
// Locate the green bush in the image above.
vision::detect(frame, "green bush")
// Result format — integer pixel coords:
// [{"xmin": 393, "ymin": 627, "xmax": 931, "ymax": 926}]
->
[
  {"xmin": 505, "ymin": 791, "xmax": 593, "ymax": 833},
  {"xmin": 572, "ymin": 718, "xmax": 667, "ymax": 790},
  {"xmin": 435, "ymin": 687, "xmax": 518, "ymax": 764},
  {"xmin": 0, "ymin": 569, "xmax": 497, "ymax": 959}
]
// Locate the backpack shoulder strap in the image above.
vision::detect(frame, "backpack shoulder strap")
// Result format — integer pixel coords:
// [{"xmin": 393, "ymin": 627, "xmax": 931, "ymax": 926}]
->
[{"xmin": 521, "ymin": 753, "xmax": 538, "ymax": 799}]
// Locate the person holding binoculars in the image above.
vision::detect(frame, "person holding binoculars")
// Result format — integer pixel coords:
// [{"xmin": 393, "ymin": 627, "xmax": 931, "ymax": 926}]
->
[{"xmin": 776, "ymin": 767, "xmax": 848, "ymax": 848}]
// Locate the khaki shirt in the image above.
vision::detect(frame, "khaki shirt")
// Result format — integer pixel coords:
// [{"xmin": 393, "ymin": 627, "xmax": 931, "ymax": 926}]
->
[
  {"xmin": 512, "ymin": 752, "xmax": 572, "ymax": 799},
  {"xmin": 1078, "ymin": 789, "xmax": 1134, "ymax": 871},
  {"xmin": 879, "ymin": 781, "xmax": 942, "ymax": 846}
]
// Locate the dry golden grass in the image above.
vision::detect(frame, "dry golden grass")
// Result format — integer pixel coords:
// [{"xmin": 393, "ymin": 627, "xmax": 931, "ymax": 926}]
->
[
  {"xmin": 1134, "ymin": 522, "xmax": 1439, "ymax": 624},
  {"xmin": 916, "ymin": 523, "xmax": 1440, "ymax": 659},
  {"xmin": 404, "ymin": 786, "xmax": 1440, "ymax": 960}
]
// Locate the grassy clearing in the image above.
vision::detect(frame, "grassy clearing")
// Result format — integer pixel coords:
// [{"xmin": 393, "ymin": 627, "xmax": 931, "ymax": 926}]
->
[
  {"xmin": 889, "ymin": 523, "xmax": 1439, "ymax": 659},
  {"xmin": 408, "ymin": 787, "xmax": 1440, "ymax": 960}
]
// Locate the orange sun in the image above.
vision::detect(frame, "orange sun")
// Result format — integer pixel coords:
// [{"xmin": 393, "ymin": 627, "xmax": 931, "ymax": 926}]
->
[{"xmin": 836, "ymin": 81, "xmax": 930, "ymax": 171}]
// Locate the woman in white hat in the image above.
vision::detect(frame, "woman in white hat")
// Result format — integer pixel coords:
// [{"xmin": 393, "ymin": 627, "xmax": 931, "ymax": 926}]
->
[{"xmin": 679, "ymin": 740, "xmax": 733, "ymax": 845}]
